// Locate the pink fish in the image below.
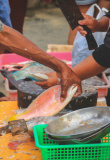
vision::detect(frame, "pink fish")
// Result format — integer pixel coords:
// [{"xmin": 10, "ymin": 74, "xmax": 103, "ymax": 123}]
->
[{"xmin": 7, "ymin": 85, "xmax": 77, "ymax": 121}]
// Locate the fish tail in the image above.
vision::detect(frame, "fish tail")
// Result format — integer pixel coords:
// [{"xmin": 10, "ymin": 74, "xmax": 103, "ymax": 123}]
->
[
  {"xmin": 6, "ymin": 114, "xmax": 20, "ymax": 122},
  {"xmin": 6, "ymin": 112, "xmax": 25, "ymax": 121},
  {"xmin": 6, "ymin": 111, "xmax": 29, "ymax": 122}
]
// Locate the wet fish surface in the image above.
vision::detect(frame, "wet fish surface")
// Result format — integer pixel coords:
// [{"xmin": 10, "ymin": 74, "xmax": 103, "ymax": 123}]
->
[{"xmin": 7, "ymin": 85, "xmax": 77, "ymax": 121}]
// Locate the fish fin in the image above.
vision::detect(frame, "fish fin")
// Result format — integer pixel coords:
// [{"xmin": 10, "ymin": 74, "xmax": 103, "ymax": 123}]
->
[
  {"xmin": 6, "ymin": 110, "xmax": 29, "ymax": 122},
  {"xmin": 6, "ymin": 114, "xmax": 19, "ymax": 122},
  {"xmin": 6, "ymin": 112, "xmax": 25, "ymax": 122}
]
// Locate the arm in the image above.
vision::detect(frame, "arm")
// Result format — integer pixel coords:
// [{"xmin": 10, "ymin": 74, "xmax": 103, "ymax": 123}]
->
[
  {"xmin": 0, "ymin": 23, "xmax": 82, "ymax": 100},
  {"xmin": 76, "ymin": 11, "xmax": 110, "ymax": 79},
  {"xmin": 72, "ymin": 54, "xmax": 106, "ymax": 80},
  {"xmin": 37, "ymin": 12, "xmax": 110, "ymax": 92},
  {"xmin": 41, "ymin": 43, "xmax": 110, "ymax": 91},
  {"xmin": 72, "ymin": 43, "xmax": 110, "ymax": 80},
  {"xmin": 36, "ymin": 52, "xmax": 106, "ymax": 91}
]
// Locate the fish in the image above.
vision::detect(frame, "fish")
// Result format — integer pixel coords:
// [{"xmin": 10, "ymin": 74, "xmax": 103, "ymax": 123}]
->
[
  {"xmin": 7, "ymin": 85, "xmax": 77, "ymax": 121},
  {"xmin": 13, "ymin": 61, "xmax": 53, "ymax": 81},
  {"xmin": 26, "ymin": 116, "xmax": 58, "ymax": 137},
  {"xmin": 0, "ymin": 115, "xmax": 67, "ymax": 137}
]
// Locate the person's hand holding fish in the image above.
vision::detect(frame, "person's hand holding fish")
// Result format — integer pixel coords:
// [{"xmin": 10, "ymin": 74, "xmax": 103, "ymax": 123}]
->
[
  {"xmin": 35, "ymin": 64, "xmax": 82, "ymax": 101},
  {"xmin": 35, "ymin": 72, "xmax": 58, "ymax": 88}
]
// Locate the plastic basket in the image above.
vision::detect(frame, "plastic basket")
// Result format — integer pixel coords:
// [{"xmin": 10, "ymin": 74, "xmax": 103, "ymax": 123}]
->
[
  {"xmin": 0, "ymin": 53, "xmax": 30, "ymax": 69},
  {"xmin": 48, "ymin": 52, "xmax": 72, "ymax": 68},
  {"xmin": 5, "ymin": 78, "xmax": 17, "ymax": 101},
  {"xmin": 33, "ymin": 124, "xmax": 110, "ymax": 160}
]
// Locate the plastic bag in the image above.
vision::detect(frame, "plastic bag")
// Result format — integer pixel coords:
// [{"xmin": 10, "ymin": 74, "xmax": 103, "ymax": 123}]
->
[{"xmin": 72, "ymin": 4, "xmax": 108, "ymax": 67}]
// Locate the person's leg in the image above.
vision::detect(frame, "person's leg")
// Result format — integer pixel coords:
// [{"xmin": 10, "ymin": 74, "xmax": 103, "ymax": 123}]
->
[
  {"xmin": 9, "ymin": 0, "xmax": 27, "ymax": 33},
  {"xmin": 94, "ymin": 0, "xmax": 110, "ymax": 17},
  {"xmin": 105, "ymin": 89, "xmax": 110, "ymax": 106},
  {"xmin": 68, "ymin": 0, "xmax": 110, "ymax": 45},
  {"xmin": 0, "ymin": 0, "xmax": 12, "ymax": 27},
  {"xmin": 97, "ymin": 0, "xmax": 110, "ymax": 10}
]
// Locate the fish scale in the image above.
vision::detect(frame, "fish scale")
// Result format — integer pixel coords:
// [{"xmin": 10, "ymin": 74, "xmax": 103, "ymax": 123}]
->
[{"xmin": 7, "ymin": 85, "xmax": 77, "ymax": 121}]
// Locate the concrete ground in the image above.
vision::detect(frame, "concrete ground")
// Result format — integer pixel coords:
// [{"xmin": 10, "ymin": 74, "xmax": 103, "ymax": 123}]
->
[
  {"xmin": 0, "ymin": 4, "xmax": 69, "ymax": 96},
  {"xmin": 23, "ymin": 5, "xmax": 69, "ymax": 51}
]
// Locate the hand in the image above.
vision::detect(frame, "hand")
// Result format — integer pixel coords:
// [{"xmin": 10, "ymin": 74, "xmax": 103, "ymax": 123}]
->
[
  {"xmin": 35, "ymin": 64, "xmax": 82, "ymax": 101},
  {"xmin": 56, "ymin": 64, "xmax": 82, "ymax": 101},
  {"xmin": 77, "ymin": 13, "xmax": 98, "ymax": 36},
  {"xmin": 35, "ymin": 72, "xmax": 58, "ymax": 89}
]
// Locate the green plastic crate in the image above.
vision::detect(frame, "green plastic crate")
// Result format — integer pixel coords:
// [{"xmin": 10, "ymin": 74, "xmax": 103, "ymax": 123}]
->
[{"xmin": 33, "ymin": 124, "xmax": 110, "ymax": 160}]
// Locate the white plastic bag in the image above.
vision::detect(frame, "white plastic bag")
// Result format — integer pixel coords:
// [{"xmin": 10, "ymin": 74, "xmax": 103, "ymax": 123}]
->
[{"xmin": 72, "ymin": 4, "xmax": 108, "ymax": 67}]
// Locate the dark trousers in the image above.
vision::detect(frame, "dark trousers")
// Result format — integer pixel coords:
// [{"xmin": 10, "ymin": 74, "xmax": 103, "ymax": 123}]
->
[
  {"xmin": 9, "ymin": 0, "xmax": 27, "ymax": 33},
  {"xmin": 105, "ymin": 89, "xmax": 110, "ymax": 106}
]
